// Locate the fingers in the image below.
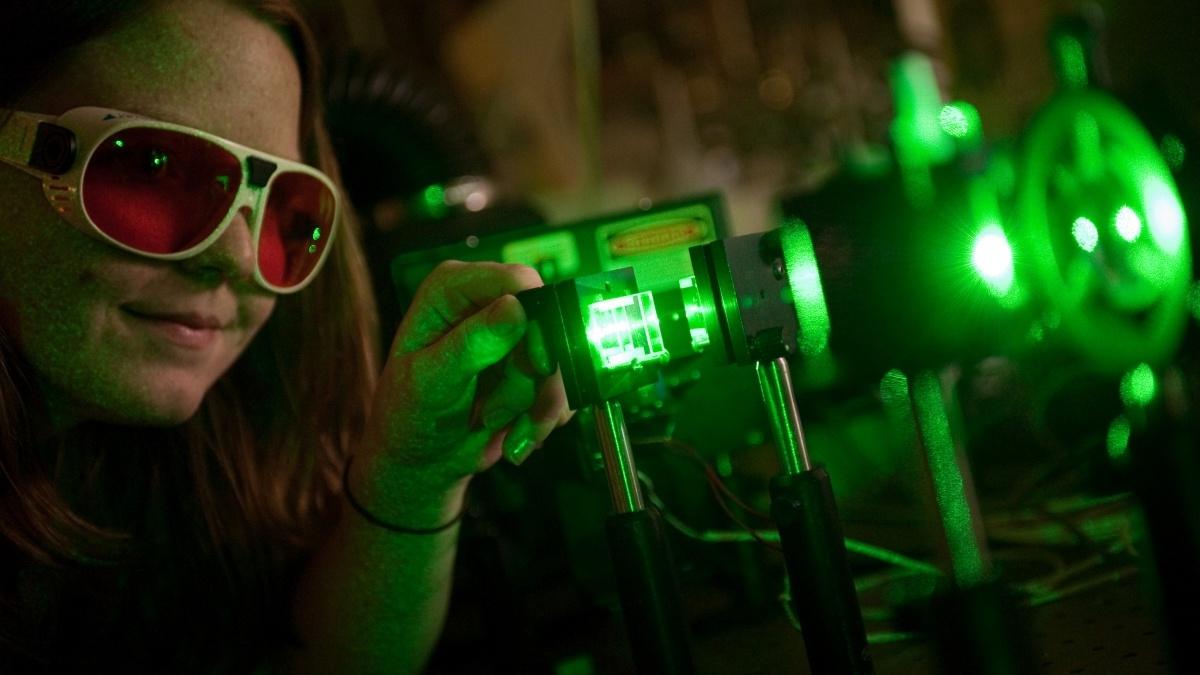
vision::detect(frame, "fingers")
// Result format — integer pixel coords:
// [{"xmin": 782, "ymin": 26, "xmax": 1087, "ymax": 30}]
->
[
  {"xmin": 410, "ymin": 294, "xmax": 528, "ymax": 402},
  {"xmin": 478, "ymin": 355, "xmax": 537, "ymax": 432},
  {"xmin": 502, "ymin": 370, "xmax": 571, "ymax": 466},
  {"xmin": 395, "ymin": 261, "xmax": 543, "ymax": 355}
]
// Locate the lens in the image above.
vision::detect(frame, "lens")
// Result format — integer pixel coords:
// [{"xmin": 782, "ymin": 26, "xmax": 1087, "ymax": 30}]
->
[
  {"xmin": 258, "ymin": 172, "xmax": 336, "ymax": 289},
  {"xmin": 82, "ymin": 128, "xmax": 242, "ymax": 254}
]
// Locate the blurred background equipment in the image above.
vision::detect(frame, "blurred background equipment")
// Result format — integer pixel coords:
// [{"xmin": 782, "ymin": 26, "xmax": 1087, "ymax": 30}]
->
[{"xmin": 311, "ymin": 0, "xmax": 1200, "ymax": 672}]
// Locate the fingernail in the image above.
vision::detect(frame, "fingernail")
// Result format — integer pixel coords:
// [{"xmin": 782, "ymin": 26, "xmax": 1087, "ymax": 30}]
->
[
  {"xmin": 503, "ymin": 414, "xmax": 534, "ymax": 465},
  {"xmin": 506, "ymin": 434, "xmax": 534, "ymax": 466}
]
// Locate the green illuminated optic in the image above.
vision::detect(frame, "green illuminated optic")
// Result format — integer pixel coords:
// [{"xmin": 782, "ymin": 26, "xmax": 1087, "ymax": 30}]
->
[
  {"xmin": 113, "ymin": 138, "xmax": 125, "ymax": 148},
  {"xmin": 307, "ymin": 244, "xmax": 317, "ymax": 254},
  {"xmin": 586, "ymin": 291, "xmax": 668, "ymax": 371},
  {"xmin": 781, "ymin": 219, "xmax": 832, "ymax": 356},
  {"xmin": 679, "ymin": 276, "xmax": 710, "ymax": 350},
  {"xmin": 1071, "ymin": 216, "xmax": 1098, "ymax": 252},
  {"xmin": 1114, "ymin": 206, "xmax": 1142, "ymax": 243},
  {"xmin": 1120, "ymin": 362, "xmax": 1157, "ymax": 407},
  {"xmin": 912, "ymin": 372, "xmax": 986, "ymax": 586},
  {"xmin": 971, "ymin": 224, "xmax": 1014, "ymax": 297},
  {"xmin": 1106, "ymin": 416, "xmax": 1131, "ymax": 463},
  {"xmin": 150, "ymin": 149, "xmax": 168, "ymax": 169},
  {"xmin": 1161, "ymin": 134, "xmax": 1185, "ymax": 170},
  {"xmin": 311, "ymin": 227, "xmax": 322, "ymax": 241}
]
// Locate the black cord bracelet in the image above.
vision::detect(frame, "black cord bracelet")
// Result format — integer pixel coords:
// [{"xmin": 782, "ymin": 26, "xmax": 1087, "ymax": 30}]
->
[{"xmin": 341, "ymin": 454, "xmax": 466, "ymax": 535}]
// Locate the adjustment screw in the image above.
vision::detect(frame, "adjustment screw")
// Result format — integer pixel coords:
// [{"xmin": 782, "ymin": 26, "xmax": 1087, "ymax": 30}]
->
[{"xmin": 772, "ymin": 258, "xmax": 785, "ymax": 280}]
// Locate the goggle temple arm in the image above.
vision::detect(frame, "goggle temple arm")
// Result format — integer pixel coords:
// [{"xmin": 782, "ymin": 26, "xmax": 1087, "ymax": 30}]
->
[{"xmin": 0, "ymin": 112, "xmax": 77, "ymax": 175}]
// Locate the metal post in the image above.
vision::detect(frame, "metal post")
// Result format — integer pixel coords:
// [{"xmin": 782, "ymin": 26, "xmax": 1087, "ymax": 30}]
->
[
  {"xmin": 594, "ymin": 399, "xmax": 645, "ymax": 513},
  {"xmin": 757, "ymin": 356, "xmax": 813, "ymax": 475}
]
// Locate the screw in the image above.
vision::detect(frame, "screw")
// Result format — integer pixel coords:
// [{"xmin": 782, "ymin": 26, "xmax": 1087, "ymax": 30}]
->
[{"xmin": 772, "ymin": 258, "xmax": 785, "ymax": 280}]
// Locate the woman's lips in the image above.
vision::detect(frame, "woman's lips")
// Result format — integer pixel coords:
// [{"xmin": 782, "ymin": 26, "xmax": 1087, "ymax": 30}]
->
[{"xmin": 122, "ymin": 306, "xmax": 227, "ymax": 350}]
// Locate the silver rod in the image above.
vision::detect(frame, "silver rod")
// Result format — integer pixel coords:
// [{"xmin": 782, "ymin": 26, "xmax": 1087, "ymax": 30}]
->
[
  {"xmin": 593, "ymin": 400, "xmax": 645, "ymax": 513},
  {"xmin": 756, "ymin": 357, "xmax": 813, "ymax": 475}
]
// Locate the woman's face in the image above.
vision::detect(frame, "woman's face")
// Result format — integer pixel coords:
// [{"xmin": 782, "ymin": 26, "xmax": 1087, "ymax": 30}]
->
[{"xmin": 0, "ymin": 0, "xmax": 303, "ymax": 427}]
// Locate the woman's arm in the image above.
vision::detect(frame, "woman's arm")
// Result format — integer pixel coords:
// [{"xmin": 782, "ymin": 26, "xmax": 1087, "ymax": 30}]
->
[
  {"xmin": 283, "ymin": 453, "xmax": 469, "ymax": 675},
  {"xmin": 277, "ymin": 261, "xmax": 568, "ymax": 674}
]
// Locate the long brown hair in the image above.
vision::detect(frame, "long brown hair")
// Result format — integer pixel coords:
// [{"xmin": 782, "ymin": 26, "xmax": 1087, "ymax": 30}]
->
[{"xmin": 0, "ymin": 0, "xmax": 380, "ymax": 669}]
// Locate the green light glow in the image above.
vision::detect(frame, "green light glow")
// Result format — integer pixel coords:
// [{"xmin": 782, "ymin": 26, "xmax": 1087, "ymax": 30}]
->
[
  {"xmin": 1188, "ymin": 281, "xmax": 1200, "ymax": 322},
  {"xmin": 679, "ymin": 276, "xmax": 710, "ymax": 350},
  {"xmin": 781, "ymin": 219, "xmax": 832, "ymax": 356},
  {"xmin": 1114, "ymin": 206, "xmax": 1142, "ymax": 243},
  {"xmin": 972, "ymin": 224, "xmax": 1014, "ymax": 297},
  {"xmin": 215, "ymin": 175, "xmax": 230, "ymax": 191},
  {"xmin": 113, "ymin": 138, "xmax": 125, "ymax": 148},
  {"xmin": 1106, "ymin": 416, "xmax": 1131, "ymax": 463},
  {"xmin": 1142, "ymin": 175, "xmax": 1186, "ymax": 256},
  {"xmin": 150, "ymin": 149, "xmax": 168, "ymax": 169},
  {"xmin": 1161, "ymin": 134, "xmax": 1185, "ymax": 170},
  {"xmin": 307, "ymin": 244, "xmax": 317, "ymax": 254},
  {"xmin": 586, "ymin": 291, "xmax": 668, "ymax": 370},
  {"xmin": 890, "ymin": 52, "xmax": 954, "ymax": 168},
  {"xmin": 1073, "ymin": 111, "xmax": 1103, "ymax": 180},
  {"xmin": 1054, "ymin": 34, "xmax": 1088, "ymax": 89},
  {"xmin": 1071, "ymin": 216, "xmax": 1098, "ymax": 252},
  {"xmin": 912, "ymin": 372, "xmax": 986, "ymax": 587},
  {"xmin": 311, "ymin": 227, "xmax": 322, "ymax": 241},
  {"xmin": 1120, "ymin": 363, "xmax": 1157, "ymax": 407}
]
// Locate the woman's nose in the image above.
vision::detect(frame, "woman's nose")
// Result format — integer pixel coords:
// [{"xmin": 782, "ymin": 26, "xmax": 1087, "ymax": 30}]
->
[{"xmin": 178, "ymin": 206, "xmax": 257, "ymax": 285}]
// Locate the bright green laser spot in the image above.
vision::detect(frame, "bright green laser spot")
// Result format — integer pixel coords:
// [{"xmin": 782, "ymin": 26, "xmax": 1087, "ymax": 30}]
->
[
  {"xmin": 912, "ymin": 372, "xmax": 986, "ymax": 587},
  {"xmin": 939, "ymin": 105, "xmax": 968, "ymax": 138},
  {"xmin": 149, "ymin": 149, "xmax": 168, "ymax": 170},
  {"xmin": 307, "ymin": 244, "xmax": 317, "ymax": 254},
  {"xmin": 586, "ymin": 291, "xmax": 668, "ymax": 371},
  {"xmin": 972, "ymin": 224, "xmax": 1014, "ymax": 297},
  {"xmin": 1161, "ymin": 134, "xmax": 1186, "ymax": 170},
  {"xmin": 1106, "ymin": 416, "xmax": 1131, "ymax": 463},
  {"xmin": 781, "ymin": 219, "xmax": 832, "ymax": 356},
  {"xmin": 1072, "ymin": 216, "xmax": 1099, "ymax": 252},
  {"xmin": 1142, "ymin": 175, "xmax": 1186, "ymax": 256},
  {"xmin": 311, "ymin": 227, "xmax": 322, "ymax": 241},
  {"xmin": 1114, "ymin": 206, "xmax": 1142, "ymax": 242},
  {"xmin": 938, "ymin": 102, "xmax": 980, "ymax": 142},
  {"xmin": 1120, "ymin": 362, "xmax": 1157, "ymax": 407},
  {"xmin": 113, "ymin": 138, "xmax": 125, "ymax": 148},
  {"xmin": 679, "ymin": 276, "xmax": 710, "ymax": 350},
  {"xmin": 421, "ymin": 184, "xmax": 447, "ymax": 218}
]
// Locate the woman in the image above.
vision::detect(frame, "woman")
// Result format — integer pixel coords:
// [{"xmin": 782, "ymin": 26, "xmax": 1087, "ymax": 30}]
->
[{"xmin": 0, "ymin": 1, "xmax": 568, "ymax": 672}]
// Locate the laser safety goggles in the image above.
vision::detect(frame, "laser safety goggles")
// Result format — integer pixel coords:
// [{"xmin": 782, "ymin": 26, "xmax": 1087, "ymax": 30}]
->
[{"xmin": 0, "ymin": 106, "xmax": 340, "ymax": 293}]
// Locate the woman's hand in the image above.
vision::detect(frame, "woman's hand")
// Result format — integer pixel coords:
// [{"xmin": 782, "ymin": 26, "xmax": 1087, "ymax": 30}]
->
[{"xmin": 365, "ymin": 260, "xmax": 571, "ymax": 489}]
